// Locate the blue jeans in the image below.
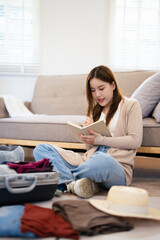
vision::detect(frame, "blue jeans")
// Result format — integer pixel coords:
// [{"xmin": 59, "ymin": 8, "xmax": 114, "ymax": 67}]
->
[
  {"xmin": 33, "ymin": 144, "xmax": 126, "ymax": 190},
  {"xmin": 0, "ymin": 205, "xmax": 36, "ymax": 237}
]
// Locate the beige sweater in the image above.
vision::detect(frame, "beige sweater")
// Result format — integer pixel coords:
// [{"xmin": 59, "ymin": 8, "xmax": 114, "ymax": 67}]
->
[{"xmin": 54, "ymin": 98, "xmax": 143, "ymax": 186}]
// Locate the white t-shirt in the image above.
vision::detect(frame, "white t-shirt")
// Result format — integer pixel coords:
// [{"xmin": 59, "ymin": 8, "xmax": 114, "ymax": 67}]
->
[{"xmin": 100, "ymin": 101, "xmax": 122, "ymax": 136}]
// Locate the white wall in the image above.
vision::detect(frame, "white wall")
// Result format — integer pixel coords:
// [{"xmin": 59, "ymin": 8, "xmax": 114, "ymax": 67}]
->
[
  {"xmin": 0, "ymin": 75, "xmax": 37, "ymax": 101},
  {"xmin": 42, "ymin": 0, "xmax": 107, "ymax": 75},
  {"xmin": 0, "ymin": 0, "xmax": 107, "ymax": 101}
]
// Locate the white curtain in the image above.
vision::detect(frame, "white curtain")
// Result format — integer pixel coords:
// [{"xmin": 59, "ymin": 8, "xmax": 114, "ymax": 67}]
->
[
  {"xmin": 0, "ymin": 0, "xmax": 42, "ymax": 75},
  {"xmin": 105, "ymin": 0, "xmax": 160, "ymax": 71}
]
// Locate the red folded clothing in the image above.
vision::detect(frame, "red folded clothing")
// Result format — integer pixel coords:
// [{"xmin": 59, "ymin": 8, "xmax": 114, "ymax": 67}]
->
[
  {"xmin": 21, "ymin": 204, "xmax": 79, "ymax": 239},
  {"xmin": 7, "ymin": 158, "xmax": 53, "ymax": 173}
]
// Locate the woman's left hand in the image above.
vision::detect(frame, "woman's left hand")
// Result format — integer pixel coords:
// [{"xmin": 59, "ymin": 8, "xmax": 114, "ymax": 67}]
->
[{"xmin": 79, "ymin": 129, "xmax": 98, "ymax": 145}]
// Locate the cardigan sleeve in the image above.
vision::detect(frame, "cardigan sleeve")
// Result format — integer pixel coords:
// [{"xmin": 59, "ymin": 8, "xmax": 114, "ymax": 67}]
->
[
  {"xmin": 94, "ymin": 100, "xmax": 143, "ymax": 150},
  {"xmin": 84, "ymin": 143, "xmax": 93, "ymax": 150}
]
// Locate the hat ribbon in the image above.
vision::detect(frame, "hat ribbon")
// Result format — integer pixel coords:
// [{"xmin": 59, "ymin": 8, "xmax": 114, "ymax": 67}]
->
[{"xmin": 107, "ymin": 202, "xmax": 148, "ymax": 215}]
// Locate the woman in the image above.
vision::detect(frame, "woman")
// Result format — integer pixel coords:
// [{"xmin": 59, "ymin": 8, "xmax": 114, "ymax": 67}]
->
[{"xmin": 33, "ymin": 65, "xmax": 143, "ymax": 198}]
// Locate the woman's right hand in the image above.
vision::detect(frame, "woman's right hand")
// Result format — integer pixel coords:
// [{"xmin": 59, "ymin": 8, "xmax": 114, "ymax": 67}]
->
[{"xmin": 83, "ymin": 117, "xmax": 93, "ymax": 127}]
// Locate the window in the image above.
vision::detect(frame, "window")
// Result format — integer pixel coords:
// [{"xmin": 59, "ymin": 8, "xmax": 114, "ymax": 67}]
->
[
  {"xmin": 0, "ymin": 0, "xmax": 41, "ymax": 75},
  {"xmin": 105, "ymin": 0, "xmax": 160, "ymax": 71}
]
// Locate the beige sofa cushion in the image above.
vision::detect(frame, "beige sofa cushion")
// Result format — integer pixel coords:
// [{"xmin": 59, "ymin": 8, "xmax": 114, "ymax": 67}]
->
[
  {"xmin": 0, "ymin": 115, "xmax": 84, "ymax": 143},
  {"xmin": 31, "ymin": 74, "xmax": 88, "ymax": 115},
  {"xmin": 30, "ymin": 71, "xmax": 157, "ymax": 115},
  {"xmin": 0, "ymin": 116, "xmax": 159, "ymax": 147},
  {"xmin": 142, "ymin": 118, "xmax": 160, "ymax": 146},
  {"xmin": 152, "ymin": 101, "xmax": 160, "ymax": 123}
]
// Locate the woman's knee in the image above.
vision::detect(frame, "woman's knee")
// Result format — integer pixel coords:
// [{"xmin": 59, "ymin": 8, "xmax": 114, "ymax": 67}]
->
[
  {"xmin": 79, "ymin": 153, "xmax": 110, "ymax": 179},
  {"xmin": 91, "ymin": 152, "xmax": 112, "ymax": 168},
  {"xmin": 33, "ymin": 143, "xmax": 45, "ymax": 155},
  {"xmin": 33, "ymin": 143, "xmax": 54, "ymax": 159}
]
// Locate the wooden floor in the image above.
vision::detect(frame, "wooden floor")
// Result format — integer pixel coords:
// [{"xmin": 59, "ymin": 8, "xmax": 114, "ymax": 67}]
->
[
  {"xmin": 132, "ymin": 156, "xmax": 160, "ymax": 196},
  {"xmin": 131, "ymin": 179, "xmax": 160, "ymax": 196}
]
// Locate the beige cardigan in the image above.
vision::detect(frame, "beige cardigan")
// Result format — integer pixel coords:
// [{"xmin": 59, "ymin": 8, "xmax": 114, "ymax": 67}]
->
[{"xmin": 54, "ymin": 98, "xmax": 143, "ymax": 186}]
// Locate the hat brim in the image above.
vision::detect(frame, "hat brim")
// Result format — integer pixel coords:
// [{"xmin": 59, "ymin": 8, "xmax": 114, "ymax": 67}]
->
[{"xmin": 89, "ymin": 199, "xmax": 160, "ymax": 221}]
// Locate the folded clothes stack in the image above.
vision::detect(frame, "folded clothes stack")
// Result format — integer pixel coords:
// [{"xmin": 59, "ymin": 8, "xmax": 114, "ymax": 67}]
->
[
  {"xmin": 52, "ymin": 200, "xmax": 133, "ymax": 235},
  {"xmin": 21, "ymin": 203, "xmax": 79, "ymax": 239},
  {"xmin": 0, "ymin": 200, "xmax": 133, "ymax": 239}
]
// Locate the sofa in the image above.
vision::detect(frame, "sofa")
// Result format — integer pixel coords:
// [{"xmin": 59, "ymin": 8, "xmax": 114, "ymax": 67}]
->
[{"xmin": 0, "ymin": 70, "xmax": 159, "ymax": 155}]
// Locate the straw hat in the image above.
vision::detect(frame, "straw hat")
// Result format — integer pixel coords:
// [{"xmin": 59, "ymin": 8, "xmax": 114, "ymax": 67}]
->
[{"xmin": 89, "ymin": 186, "xmax": 160, "ymax": 221}]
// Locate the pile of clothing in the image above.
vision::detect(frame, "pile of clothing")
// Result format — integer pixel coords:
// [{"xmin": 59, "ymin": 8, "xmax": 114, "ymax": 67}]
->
[
  {"xmin": 6, "ymin": 158, "xmax": 53, "ymax": 173},
  {"xmin": 0, "ymin": 200, "xmax": 133, "ymax": 239},
  {"xmin": 0, "ymin": 158, "xmax": 53, "ymax": 174}
]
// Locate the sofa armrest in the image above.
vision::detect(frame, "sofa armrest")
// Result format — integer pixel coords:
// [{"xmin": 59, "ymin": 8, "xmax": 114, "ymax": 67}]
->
[
  {"xmin": 0, "ymin": 97, "xmax": 9, "ymax": 118},
  {"xmin": 24, "ymin": 101, "xmax": 31, "ymax": 111}
]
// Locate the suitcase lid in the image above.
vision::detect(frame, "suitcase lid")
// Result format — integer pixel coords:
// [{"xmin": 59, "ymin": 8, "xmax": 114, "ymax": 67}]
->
[{"xmin": 0, "ymin": 171, "xmax": 59, "ymax": 194}]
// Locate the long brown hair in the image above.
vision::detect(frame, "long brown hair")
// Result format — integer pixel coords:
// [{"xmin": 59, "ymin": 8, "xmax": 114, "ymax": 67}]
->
[{"xmin": 86, "ymin": 65, "xmax": 123, "ymax": 126}]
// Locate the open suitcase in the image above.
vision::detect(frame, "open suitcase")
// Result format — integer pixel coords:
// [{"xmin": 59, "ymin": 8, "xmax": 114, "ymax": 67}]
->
[{"xmin": 0, "ymin": 171, "xmax": 59, "ymax": 206}]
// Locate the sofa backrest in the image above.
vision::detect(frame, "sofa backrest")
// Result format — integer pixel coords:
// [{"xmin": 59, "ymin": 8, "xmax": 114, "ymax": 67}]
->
[
  {"xmin": 114, "ymin": 70, "xmax": 156, "ymax": 97},
  {"xmin": 31, "ymin": 71, "xmax": 157, "ymax": 115},
  {"xmin": 31, "ymin": 74, "xmax": 88, "ymax": 115}
]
